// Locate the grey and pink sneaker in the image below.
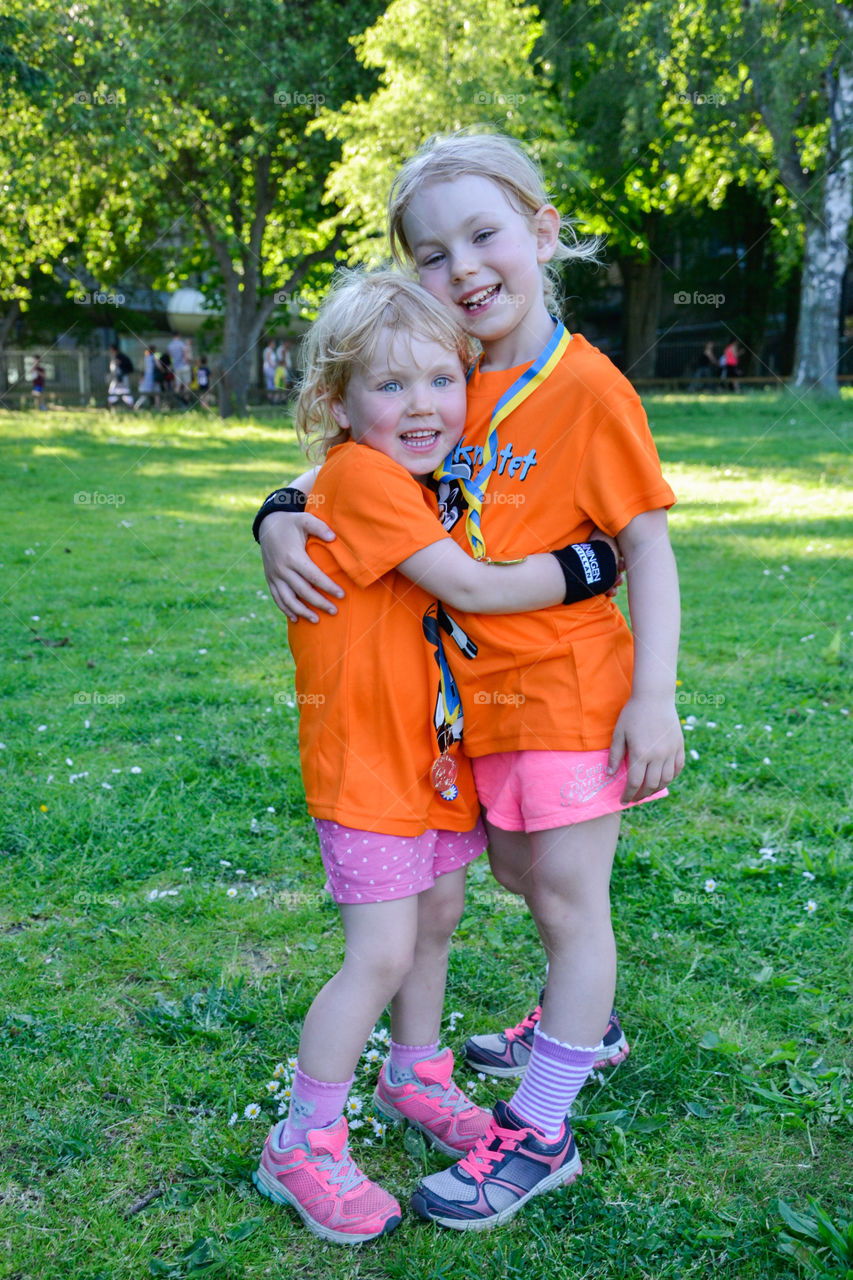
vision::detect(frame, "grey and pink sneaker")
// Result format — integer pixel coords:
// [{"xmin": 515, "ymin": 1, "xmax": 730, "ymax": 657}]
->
[
  {"xmin": 252, "ymin": 1116, "xmax": 401, "ymax": 1245},
  {"xmin": 372, "ymin": 1046, "xmax": 491, "ymax": 1156},
  {"xmin": 410, "ymin": 1098, "xmax": 582, "ymax": 1231},
  {"xmin": 463, "ymin": 1000, "xmax": 629, "ymax": 1078}
]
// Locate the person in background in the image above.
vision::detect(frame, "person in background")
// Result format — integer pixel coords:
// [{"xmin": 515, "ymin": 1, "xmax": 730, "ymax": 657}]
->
[
  {"xmin": 107, "ymin": 344, "xmax": 134, "ymax": 411},
  {"xmin": 134, "ymin": 345, "xmax": 161, "ymax": 411},
  {"xmin": 31, "ymin": 355, "xmax": 47, "ymax": 410},
  {"xmin": 196, "ymin": 354, "xmax": 212, "ymax": 408},
  {"xmin": 722, "ymin": 339, "xmax": 742, "ymax": 392},
  {"xmin": 689, "ymin": 340, "xmax": 717, "ymax": 392},
  {"xmin": 263, "ymin": 338, "xmax": 278, "ymax": 399},
  {"xmin": 168, "ymin": 333, "xmax": 191, "ymax": 400}
]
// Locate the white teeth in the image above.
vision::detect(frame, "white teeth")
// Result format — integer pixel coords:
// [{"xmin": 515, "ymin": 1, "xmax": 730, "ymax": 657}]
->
[
  {"xmin": 402, "ymin": 430, "xmax": 437, "ymax": 439},
  {"xmin": 463, "ymin": 284, "xmax": 498, "ymax": 308}
]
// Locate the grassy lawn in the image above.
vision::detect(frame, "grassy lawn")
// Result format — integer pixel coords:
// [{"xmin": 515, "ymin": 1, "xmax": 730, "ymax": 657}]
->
[{"xmin": 1, "ymin": 393, "xmax": 850, "ymax": 1279}]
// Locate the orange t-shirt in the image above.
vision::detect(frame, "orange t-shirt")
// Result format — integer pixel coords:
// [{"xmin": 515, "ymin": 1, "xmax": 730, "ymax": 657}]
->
[
  {"xmin": 287, "ymin": 441, "xmax": 481, "ymax": 835},
  {"xmin": 438, "ymin": 334, "xmax": 677, "ymax": 754}
]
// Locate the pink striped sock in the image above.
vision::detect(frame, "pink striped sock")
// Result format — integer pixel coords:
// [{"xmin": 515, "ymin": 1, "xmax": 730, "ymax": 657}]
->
[
  {"xmin": 388, "ymin": 1039, "xmax": 439, "ymax": 1083},
  {"xmin": 280, "ymin": 1065, "xmax": 353, "ymax": 1147},
  {"xmin": 509, "ymin": 1029, "xmax": 597, "ymax": 1140}
]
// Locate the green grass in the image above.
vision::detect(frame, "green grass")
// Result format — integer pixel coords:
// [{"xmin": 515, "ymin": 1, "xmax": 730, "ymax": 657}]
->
[{"xmin": 1, "ymin": 392, "xmax": 851, "ymax": 1279}]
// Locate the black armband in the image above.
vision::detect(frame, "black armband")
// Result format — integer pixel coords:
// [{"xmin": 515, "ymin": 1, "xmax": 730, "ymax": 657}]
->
[
  {"xmin": 252, "ymin": 487, "xmax": 308, "ymax": 542},
  {"xmin": 550, "ymin": 541, "xmax": 617, "ymax": 604}
]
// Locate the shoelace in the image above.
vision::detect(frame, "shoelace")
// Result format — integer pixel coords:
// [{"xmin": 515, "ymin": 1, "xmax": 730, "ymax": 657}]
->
[
  {"xmin": 457, "ymin": 1123, "xmax": 522, "ymax": 1183},
  {"xmin": 418, "ymin": 1078, "xmax": 476, "ymax": 1117},
  {"xmin": 313, "ymin": 1145, "xmax": 366, "ymax": 1196},
  {"xmin": 505, "ymin": 1006, "xmax": 541, "ymax": 1043}
]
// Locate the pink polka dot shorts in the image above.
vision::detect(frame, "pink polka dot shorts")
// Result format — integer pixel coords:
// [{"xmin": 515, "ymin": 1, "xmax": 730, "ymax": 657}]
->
[{"xmin": 314, "ymin": 817, "xmax": 487, "ymax": 904}]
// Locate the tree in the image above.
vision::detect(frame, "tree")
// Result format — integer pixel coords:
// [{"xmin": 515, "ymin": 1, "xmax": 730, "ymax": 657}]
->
[
  {"xmin": 0, "ymin": 8, "xmax": 81, "ymax": 392},
  {"xmin": 536, "ymin": 0, "xmax": 758, "ymax": 378},
  {"xmin": 11, "ymin": 0, "xmax": 384, "ymax": 417},
  {"xmin": 729, "ymin": 0, "xmax": 853, "ymax": 395},
  {"xmin": 316, "ymin": 0, "xmax": 550, "ymax": 257}
]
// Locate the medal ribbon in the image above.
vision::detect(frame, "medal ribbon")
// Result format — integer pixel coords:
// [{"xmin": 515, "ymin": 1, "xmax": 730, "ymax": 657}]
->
[
  {"xmin": 433, "ymin": 320, "xmax": 572, "ymax": 559},
  {"xmin": 422, "ymin": 606, "xmax": 463, "ymax": 753}
]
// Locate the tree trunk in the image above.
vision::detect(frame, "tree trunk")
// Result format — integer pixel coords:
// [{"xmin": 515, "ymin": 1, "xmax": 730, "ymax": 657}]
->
[
  {"xmin": 791, "ymin": 58, "xmax": 853, "ymax": 395},
  {"xmin": 218, "ymin": 302, "xmax": 255, "ymax": 418},
  {"xmin": 792, "ymin": 207, "xmax": 851, "ymax": 394},
  {"xmin": 619, "ymin": 255, "xmax": 662, "ymax": 380},
  {"xmin": 0, "ymin": 301, "xmax": 21, "ymax": 395}
]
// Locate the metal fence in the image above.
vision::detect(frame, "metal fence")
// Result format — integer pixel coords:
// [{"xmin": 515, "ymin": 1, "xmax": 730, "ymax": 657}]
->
[{"xmin": 0, "ymin": 349, "xmax": 104, "ymax": 406}]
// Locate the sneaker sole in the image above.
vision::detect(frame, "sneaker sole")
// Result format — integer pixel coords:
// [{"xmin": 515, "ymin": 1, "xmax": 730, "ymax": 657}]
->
[
  {"xmin": 252, "ymin": 1165, "xmax": 400, "ymax": 1245},
  {"xmin": 411, "ymin": 1151, "xmax": 583, "ymax": 1231},
  {"xmin": 595, "ymin": 1035, "xmax": 629, "ymax": 1071},
  {"xmin": 371, "ymin": 1090, "xmax": 477, "ymax": 1158},
  {"xmin": 461, "ymin": 1056, "xmax": 529, "ymax": 1079}
]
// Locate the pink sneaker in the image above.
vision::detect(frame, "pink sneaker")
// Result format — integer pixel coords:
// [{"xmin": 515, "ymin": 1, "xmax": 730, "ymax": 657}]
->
[
  {"xmin": 252, "ymin": 1116, "xmax": 401, "ymax": 1245},
  {"xmin": 372, "ymin": 1047, "xmax": 492, "ymax": 1156}
]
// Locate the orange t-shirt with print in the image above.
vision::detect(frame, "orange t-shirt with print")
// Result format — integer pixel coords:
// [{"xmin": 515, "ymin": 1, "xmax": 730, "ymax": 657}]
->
[
  {"xmin": 437, "ymin": 333, "xmax": 677, "ymax": 754},
  {"xmin": 287, "ymin": 441, "xmax": 481, "ymax": 836}
]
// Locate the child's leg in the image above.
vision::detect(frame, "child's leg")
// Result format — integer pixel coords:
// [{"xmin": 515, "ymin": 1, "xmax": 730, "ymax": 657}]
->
[
  {"xmin": 485, "ymin": 823, "xmax": 530, "ymax": 898},
  {"xmin": 506, "ymin": 813, "xmax": 620, "ymax": 1138},
  {"xmin": 297, "ymin": 895, "xmax": 420, "ymax": 1084},
  {"xmin": 526, "ymin": 813, "xmax": 620, "ymax": 1047},
  {"xmin": 389, "ymin": 865, "xmax": 466, "ymax": 1049},
  {"xmin": 375, "ymin": 866, "xmax": 492, "ymax": 1156}
]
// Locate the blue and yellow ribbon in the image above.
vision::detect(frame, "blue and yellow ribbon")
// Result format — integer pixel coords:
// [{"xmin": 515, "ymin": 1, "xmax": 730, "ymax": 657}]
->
[{"xmin": 433, "ymin": 320, "xmax": 573, "ymax": 559}]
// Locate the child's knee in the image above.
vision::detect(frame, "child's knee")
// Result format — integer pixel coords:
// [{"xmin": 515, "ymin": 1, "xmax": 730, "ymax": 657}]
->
[
  {"xmin": 346, "ymin": 935, "xmax": 416, "ymax": 993},
  {"xmin": 421, "ymin": 875, "xmax": 466, "ymax": 940},
  {"xmin": 489, "ymin": 856, "xmax": 524, "ymax": 897}
]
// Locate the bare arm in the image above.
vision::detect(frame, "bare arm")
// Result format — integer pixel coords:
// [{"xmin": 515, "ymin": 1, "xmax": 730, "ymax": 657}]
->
[
  {"xmin": 397, "ymin": 540, "xmax": 569, "ymax": 613},
  {"xmin": 607, "ymin": 508, "xmax": 684, "ymax": 802},
  {"xmin": 258, "ymin": 467, "xmax": 345, "ymax": 623}
]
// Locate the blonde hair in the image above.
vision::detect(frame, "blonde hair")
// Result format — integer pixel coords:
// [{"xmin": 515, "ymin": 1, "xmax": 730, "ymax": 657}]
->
[
  {"xmin": 388, "ymin": 130, "xmax": 602, "ymax": 316},
  {"xmin": 295, "ymin": 268, "xmax": 479, "ymax": 461}
]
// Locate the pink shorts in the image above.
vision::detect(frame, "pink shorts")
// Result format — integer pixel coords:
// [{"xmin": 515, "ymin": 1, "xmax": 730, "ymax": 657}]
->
[
  {"xmin": 314, "ymin": 817, "xmax": 487, "ymax": 905},
  {"xmin": 472, "ymin": 750, "xmax": 667, "ymax": 833}
]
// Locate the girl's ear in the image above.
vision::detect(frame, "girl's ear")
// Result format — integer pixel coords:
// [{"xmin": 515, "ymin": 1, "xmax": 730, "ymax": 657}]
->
[
  {"xmin": 328, "ymin": 394, "xmax": 351, "ymax": 431},
  {"xmin": 534, "ymin": 204, "xmax": 561, "ymax": 263}
]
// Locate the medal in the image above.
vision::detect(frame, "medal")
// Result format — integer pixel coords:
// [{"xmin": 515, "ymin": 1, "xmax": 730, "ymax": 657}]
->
[{"xmin": 431, "ymin": 752, "xmax": 458, "ymax": 791}]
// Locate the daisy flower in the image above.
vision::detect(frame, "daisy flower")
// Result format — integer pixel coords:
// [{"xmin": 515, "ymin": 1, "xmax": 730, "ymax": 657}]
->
[
  {"xmin": 243, "ymin": 1103, "xmax": 261, "ymax": 1120},
  {"xmin": 345, "ymin": 1096, "xmax": 364, "ymax": 1117},
  {"xmin": 226, "ymin": 887, "xmax": 238, "ymax": 898},
  {"xmin": 804, "ymin": 900, "xmax": 817, "ymax": 915},
  {"xmin": 266, "ymin": 1081, "xmax": 280, "ymax": 1094},
  {"xmin": 272, "ymin": 1062, "xmax": 287, "ymax": 1079},
  {"xmin": 704, "ymin": 879, "xmax": 717, "ymax": 893}
]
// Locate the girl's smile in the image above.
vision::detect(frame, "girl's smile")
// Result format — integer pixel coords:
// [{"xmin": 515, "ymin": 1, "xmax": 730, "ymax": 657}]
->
[
  {"xmin": 401, "ymin": 174, "xmax": 561, "ymax": 370},
  {"xmin": 329, "ymin": 329, "xmax": 468, "ymax": 476}
]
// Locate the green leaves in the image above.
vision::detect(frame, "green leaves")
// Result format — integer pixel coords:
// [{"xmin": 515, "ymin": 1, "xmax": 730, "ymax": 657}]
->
[
  {"xmin": 133, "ymin": 980, "xmax": 259, "ymax": 1043},
  {"xmin": 777, "ymin": 1197, "xmax": 853, "ymax": 1279},
  {"xmin": 149, "ymin": 1219, "xmax": 261, "ymax": 1276}
]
